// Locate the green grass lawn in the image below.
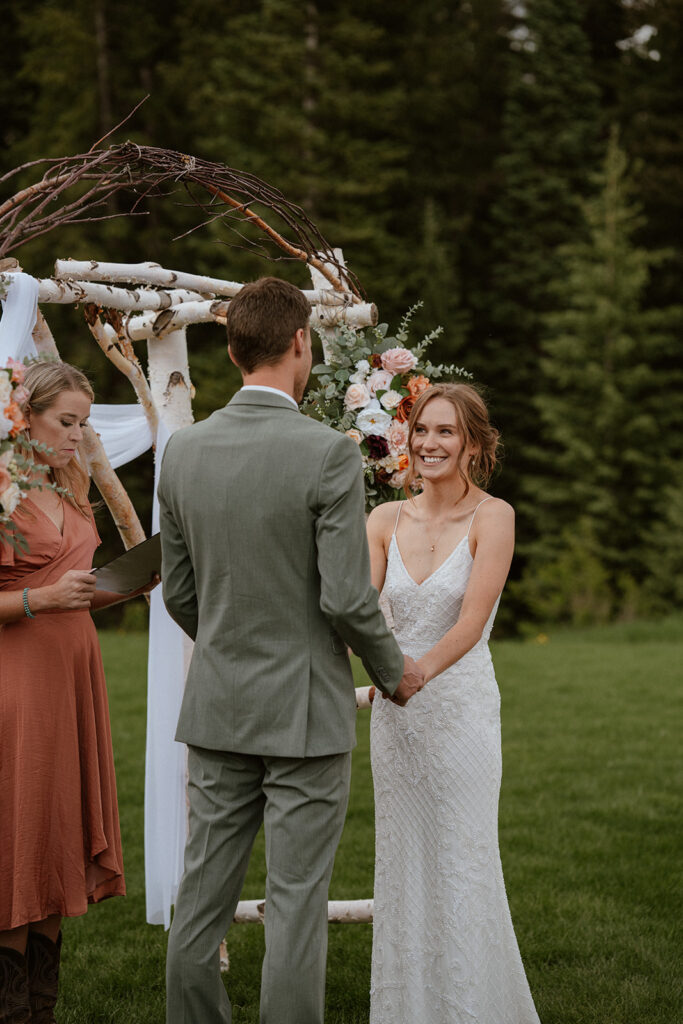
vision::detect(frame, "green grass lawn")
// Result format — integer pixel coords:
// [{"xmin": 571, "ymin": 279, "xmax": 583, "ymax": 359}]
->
[{"xmin": 57, "ymin": 617, "xmax": 682, "ymax": 1023}]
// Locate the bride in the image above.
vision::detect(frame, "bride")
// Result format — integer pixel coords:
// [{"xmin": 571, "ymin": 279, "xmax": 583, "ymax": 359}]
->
[{"xmin": 366, "ymin": 382, "xmax": 541, "ymax": 1023}]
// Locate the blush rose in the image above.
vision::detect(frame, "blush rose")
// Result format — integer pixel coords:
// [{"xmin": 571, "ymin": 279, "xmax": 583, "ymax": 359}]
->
[{"xmin": 381, "ymin": 347, "xmax": 418, "ymax": 375}]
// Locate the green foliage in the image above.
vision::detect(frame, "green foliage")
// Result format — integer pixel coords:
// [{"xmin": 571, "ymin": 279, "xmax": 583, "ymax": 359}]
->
[
  {"xmin": 476, "ymin": 0, "xmax": 602, "ymax": 487},
  {"xmin": 641, "ymin": 460, "xmax": 683, "ymax": 612},
  {"xmin": 516, "ymin": 518, "xmax": 613, "ymax": 627},
  {"xmin": 519, "ymin": 128, "xmax": 683, "ymax": 621},
  {"xmin": 2, "ymin": 0, "xmax": 683, "ymax": 624}
]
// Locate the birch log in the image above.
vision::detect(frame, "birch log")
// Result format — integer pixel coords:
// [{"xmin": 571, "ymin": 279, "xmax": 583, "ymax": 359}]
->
[
  {"xmin": 36, "ymin": 278, "xmax": 205, "ymax": 311},
  {"xmin": 232, "ymin": 899, "xmax": 373, "ymax": 926},
  {"xmin": 308, "ymin": 249, "xmax": 358, "ymax": 361},
  {"xmin": 146, "ymin": 327, "xmax": 194, "ymax": 432},
  {"xmin": 355, "ymin": 686, "xmax": 373, "ymax": 709},
  {"xmin": 31, "ymin": 310, "xmax": 146, "ymax": 550},
  {"xmin": 53, "ymin": 260, "xmax": 359, "ymax": 306},
  {"xmin": 143, "ymin": 298, "xmax": 377, "ymax": 340},
  {"xmin": 84, "ymin": 304, "xmax": 158, "ymax": 437}
]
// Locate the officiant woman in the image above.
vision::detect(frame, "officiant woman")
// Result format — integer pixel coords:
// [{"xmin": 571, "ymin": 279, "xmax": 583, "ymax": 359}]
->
[{"xmin": 0, "ymin": 361, "xmax": 156, "ymax": 1024}]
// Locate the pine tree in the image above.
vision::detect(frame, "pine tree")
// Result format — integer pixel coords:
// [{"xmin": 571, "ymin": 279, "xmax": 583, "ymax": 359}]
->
[
  {"xmin": 520, "ymin": 128, "xmax": 683, "ymax": 621},
  {"xmin": 474, "ymin": 0, "xmax": 602, "ymax": 514}
]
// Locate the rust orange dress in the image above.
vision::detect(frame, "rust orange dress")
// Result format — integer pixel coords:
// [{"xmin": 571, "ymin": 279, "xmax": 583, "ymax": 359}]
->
[{"xmin": 0, "ymin": 498, "xmax": 125, "ymax": 930}]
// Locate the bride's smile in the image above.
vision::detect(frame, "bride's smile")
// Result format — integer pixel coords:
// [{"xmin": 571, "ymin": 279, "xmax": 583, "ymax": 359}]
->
[{"xmin": 410, "ymin": 397, "xmax": 476, "ymax": 482}]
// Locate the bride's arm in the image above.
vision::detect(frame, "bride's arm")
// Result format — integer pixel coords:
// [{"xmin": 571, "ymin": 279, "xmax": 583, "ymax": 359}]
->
[
  {"xmin": 417, "ymin": 499, "xmax": 515, "ymax": 684},
  {"xmin": 366, "ymin": 502, "xmax": 396, "ymax": 594}
]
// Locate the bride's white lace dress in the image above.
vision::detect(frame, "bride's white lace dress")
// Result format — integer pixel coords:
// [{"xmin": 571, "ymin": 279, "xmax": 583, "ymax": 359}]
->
[{"xmin": 370, "ymin": 502, "xmax": 540, "ymax": 1023}]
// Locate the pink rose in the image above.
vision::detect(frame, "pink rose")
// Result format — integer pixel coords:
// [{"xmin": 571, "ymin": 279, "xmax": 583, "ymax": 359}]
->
[
  {"xmin": 345, "ymin": 428, "xmax": 363, "ymax": 445},
  {"xmin": 6, "ymin": 359, "xmax": 25, "ymax": 384},
  {"xmin": 12, "ymin": 385, "xmax": 29, "ymax": 407},
  {"xmin": 381, "ymin": 347, "xmax": 418, "ymax": 375},
  {"xmin": 366, "ymin": 369, "xmax": 393, "ymax": 397},
  {"xmin": 344, "ymin": 382, "xmax": 371, "ymax": 410},
  {"xmin": 387, "ymin": 421, "xmax": 409, "ymax": 452}
]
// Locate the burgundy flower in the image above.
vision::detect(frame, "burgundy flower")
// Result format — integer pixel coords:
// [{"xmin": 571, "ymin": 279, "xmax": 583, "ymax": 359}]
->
[{"xmin": 366, "ymin": 434, "xmax": 390, "ymax": 460}]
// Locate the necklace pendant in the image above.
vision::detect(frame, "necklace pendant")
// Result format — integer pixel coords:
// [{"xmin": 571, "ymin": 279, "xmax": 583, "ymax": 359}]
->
[{"xmin": 430, "ymin": 544, "xmax": 435, "ymax": 552}]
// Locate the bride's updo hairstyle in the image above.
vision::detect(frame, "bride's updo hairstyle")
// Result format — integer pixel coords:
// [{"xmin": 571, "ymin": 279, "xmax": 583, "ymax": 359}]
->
[
  {"xmin": 20, "ymin": 361, "xmax": 94, "ymax": 516},
  {"xmin": 404, "ymin": 382, "xmax": 501, "ymax": 501}
]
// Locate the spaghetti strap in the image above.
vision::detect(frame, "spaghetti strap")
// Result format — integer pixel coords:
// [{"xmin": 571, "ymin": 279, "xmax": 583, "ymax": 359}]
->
[
  {"xmin": 466, "ymin": 496, "xmax": 493, "ymax": 537},
  {"xmin": 392, "ymin": 501, "xmax": 405, "ymax": 537}
]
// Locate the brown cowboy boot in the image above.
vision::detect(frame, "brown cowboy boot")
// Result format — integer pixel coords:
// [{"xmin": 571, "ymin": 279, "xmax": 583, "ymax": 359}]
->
[
  {"xmin": 0, "ymin": 946, "xmax": 30, "ymax": 1024},
  {"xmin": 27, "ymin": 931, "xmax": 62, "ymax": 1024}
]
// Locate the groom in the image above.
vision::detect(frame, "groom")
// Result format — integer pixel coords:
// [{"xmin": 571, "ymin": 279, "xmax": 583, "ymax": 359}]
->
[{"xmin": 158, "ymin": 276, "xmax": 423, "ymax": 1024}]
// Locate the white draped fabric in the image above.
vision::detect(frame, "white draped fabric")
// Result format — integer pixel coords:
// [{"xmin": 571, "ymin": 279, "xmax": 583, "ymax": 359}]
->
[
  {"xmin": 88, "ymin": 404, "xmax": 154, "ymax": 470},
  {"xmin": 144, "ymin": 418, "xmax": 189, "ymax": 926},
  {"xmin": 0, "ymin": 272, "xmax": 153, "ymax": 468},
  {"xmin": 1, "ymin": 271, "xmax": 188, "ymax": 928},
  {"xmin": 0, "ymin": 272, "xmax": 40, "ymax": 364}
]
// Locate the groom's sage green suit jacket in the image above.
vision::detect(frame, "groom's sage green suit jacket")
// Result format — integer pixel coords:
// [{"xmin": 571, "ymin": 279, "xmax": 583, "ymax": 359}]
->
[{"xmin": 157, "ymin": 389, "xmax": 404, "ymax": 758}]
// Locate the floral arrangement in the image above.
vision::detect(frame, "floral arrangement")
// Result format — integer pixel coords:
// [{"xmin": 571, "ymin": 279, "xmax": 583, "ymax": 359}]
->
[
  {"xmin": 0, "ymin": 359, "xmax": 53, "ymax": 552},
  {"xmin": 303, "ymin": 304, "xmax": 471, "ymax": 508}
]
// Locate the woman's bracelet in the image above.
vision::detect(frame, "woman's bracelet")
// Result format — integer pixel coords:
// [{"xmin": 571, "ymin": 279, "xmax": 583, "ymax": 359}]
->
[{"xmin": 22, "ymin": 587, "xmax": 35, "ymax": 619}]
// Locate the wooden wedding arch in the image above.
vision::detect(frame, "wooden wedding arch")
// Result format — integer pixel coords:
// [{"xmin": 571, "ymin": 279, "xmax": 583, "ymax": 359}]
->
[{"xmin": 1, "ymin": 142, "xmax": 378, "ymax": 948}]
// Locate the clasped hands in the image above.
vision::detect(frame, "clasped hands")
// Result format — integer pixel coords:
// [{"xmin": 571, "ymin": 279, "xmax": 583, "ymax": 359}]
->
[{"xmin": 369, "ymin": 654, "xmax": 425, "ymax": 708}]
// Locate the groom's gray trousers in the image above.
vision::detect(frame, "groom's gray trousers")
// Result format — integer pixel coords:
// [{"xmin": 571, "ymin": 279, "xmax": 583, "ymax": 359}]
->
[{"xmin": 166, "ymin": 744, "xmax": 352, "ymax": 1024}]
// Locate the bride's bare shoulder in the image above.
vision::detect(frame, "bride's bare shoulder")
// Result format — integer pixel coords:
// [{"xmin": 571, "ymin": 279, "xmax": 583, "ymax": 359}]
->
[
  {"xmin": 475, "ymin": 495, "xmax": 515, "ymax": 533},
  {"xmin": 367, "ymin": 500, "xmax": 403, "ymax": 539}
]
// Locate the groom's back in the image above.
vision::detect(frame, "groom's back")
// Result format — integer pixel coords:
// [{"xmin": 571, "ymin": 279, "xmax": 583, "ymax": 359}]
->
[{"xmin": 159, "ymin": 392, "xmax": 360, "ymax": 758}]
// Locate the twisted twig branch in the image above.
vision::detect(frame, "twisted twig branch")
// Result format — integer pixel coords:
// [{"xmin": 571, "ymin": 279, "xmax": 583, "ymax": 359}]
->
[{"xmin": 0, "ymin": 142, "xmax": 362, "ymax": 297}]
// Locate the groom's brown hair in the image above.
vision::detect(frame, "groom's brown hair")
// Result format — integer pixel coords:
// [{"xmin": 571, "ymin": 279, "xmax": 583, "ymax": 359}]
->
[{"xmin": 226, "ymin": 277, "xmax": 311, "ymax": 374}]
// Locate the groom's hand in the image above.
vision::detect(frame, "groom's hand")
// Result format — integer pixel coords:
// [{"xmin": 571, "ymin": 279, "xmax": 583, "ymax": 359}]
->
[{"xmin": 387, "ymin": 655, "xmax": 425, "ymax": 707}]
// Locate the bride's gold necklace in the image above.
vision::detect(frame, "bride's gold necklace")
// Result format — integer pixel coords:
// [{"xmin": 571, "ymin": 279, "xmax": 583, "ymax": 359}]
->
[{"xmin": 423, "ymin": 498, "xmax": 475, "ymax": 553}]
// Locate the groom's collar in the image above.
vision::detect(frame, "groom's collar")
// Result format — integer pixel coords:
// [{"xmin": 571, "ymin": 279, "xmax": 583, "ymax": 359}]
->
[{"xmin": 229, "ymin": 386, "xmax": 300, "ymax": 412}]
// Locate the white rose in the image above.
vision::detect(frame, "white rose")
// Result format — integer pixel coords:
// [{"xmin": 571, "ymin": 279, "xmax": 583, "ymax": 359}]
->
[
  {"xmin": 0, "ymin": 413, "xmax": 14, "ymax": 441},
  {"xmin": 0, "ymin": 371, "xmax": 11, "ymax": 408},
  {"xmin": 0, "ymin": 447, "xmax": 13, "ymax": 468},
  {"xmin": 0, "ymin": 481, "xmax": 21, "ymax": 516},
  {"xmin": 379, "ymin": 389, "xmax": 402, "ymax": 410},
  {"xmin": 355, "ymin": 400, "xmax": 393, "ymax": 437},
  {"xmin": 344, "ymin": 382, "xmax": 371, "ymax": 410}
]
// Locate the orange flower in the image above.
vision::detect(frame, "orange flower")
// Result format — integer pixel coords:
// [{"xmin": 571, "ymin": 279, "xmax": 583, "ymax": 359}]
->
[
  {"xmin": 398, "ymin": 453, "xmax": 410, "ymax": 471},
  {"xmin": 394, "ymin": 395, "xmax": 415, "ymax": 423},
  {"xmin": 4, "ymin": 402, "xmax": 27, "ymax": 437},
  {"xmin": 370, "ymin": 353, "xmax": 383, "ymax": 369},
  {"xmin": 406, "ymin": 375, "xmax": 430, "ymax": 398}
]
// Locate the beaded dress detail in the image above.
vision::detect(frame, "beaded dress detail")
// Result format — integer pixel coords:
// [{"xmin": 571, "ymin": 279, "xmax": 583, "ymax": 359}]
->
[{"xmin": 370, "ymin": 501, "xmax": 540, "ymax": 1023}]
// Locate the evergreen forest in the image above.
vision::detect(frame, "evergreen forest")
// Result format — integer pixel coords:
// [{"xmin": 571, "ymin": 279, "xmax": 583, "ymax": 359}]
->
[{"xmin": 2, "ymin": 0, "xmax": 682, "ymax": 630}]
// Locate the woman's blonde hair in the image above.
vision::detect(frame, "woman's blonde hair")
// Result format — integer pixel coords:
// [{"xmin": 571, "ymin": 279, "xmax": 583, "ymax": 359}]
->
[
  {"xmin": 20, "ymin": 361, "xmax": 94, "ymax": 516},
  {"xmin": 403, "ymin": 382, "xmax": 501, "ymax": 501}
]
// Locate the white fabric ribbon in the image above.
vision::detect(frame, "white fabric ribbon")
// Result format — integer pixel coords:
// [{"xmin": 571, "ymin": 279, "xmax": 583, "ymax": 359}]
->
[{"xmin": 0, "ymin": 272, "xmax": 40, "ymax": 365}]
